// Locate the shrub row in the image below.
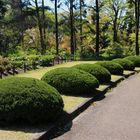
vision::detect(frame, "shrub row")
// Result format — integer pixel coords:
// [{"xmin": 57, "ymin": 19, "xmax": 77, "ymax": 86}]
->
[{"xmin": 1, "ymin": 55, "xmax": 140, "ymax": 124}]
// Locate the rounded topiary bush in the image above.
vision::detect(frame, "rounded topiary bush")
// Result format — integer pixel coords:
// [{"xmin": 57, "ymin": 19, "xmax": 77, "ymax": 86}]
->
[
  {"xmin": 124, "ymin": 56, "xmax": 140, "ymax": 67},
  {"xmin": 72, "ymin": 64, "xmax": 111, "ymax": 83},
  {"xmin": 112, "ymin": 58, "xmax": 135, "ymax": 71},
  {"xmin": 96, "ymin": 61, "xmax": 124, "ymax": 75},
  {"xmin": 41, "ymin": 67, "xmax": 99, "ymax": 95},
  {"xmin": 0, "ymin": 77, "xmax": 64, "ymax": 124}
]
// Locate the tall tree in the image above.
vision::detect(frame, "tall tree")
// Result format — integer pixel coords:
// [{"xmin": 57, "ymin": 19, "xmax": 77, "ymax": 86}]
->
[
  {"xmin": 70, "ymin": 0, "xmax": 75, "ymax": 59},
  {"xmin": 135, "ymin": 0, "xmax": 140, "ymax": 55},
  {"xmin": 128, "ymin": 0, "xmax": 140, "ymax": 55},
  {"xmin": 79, "ymin": 0, "xmax": 84, "ymax": 54},
  {"xmin": 105, "ymin": 0, "xmax": 126, "ymax": 42},
  {"xmin": 55, "ymin": 0, "xmax": 59, "ymax": 55},
  {"xmin": 42, "ymin": 0, "xmax": 46, "ymax": 52},
  {"xmin": 95, "ymin": 0, "xmax": 99, "ymax": 56},
  {"xmin": 34, "ymin": 0, "xmax": 45, "ymax": 55}
]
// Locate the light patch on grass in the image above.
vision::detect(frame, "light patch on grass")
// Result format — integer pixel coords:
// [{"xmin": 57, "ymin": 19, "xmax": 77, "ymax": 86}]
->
[
  {"xmin": 62, "ymin": 95, "xmax": 89, "ymax": 112},
  {"xmin": 96, "ymin": 84, "xmax": 110, "ymax": 91},
  {"xmin": 135, "ymin": 67, "xmax": 140, "ymax": 71},
  {"xmin": 123, "ymin": 70, "xmax": 134, "ymax": 75},
  {"xmin": 0, "ymin": 130, "xmax": 32, "ymax": 140},
  {"xmin": 111, "ymin": 75, "xmax": 123, "ymax": 82},
  {"xmin": 16, "ymin": 61, "xmax": 96, "ymax": 79}
]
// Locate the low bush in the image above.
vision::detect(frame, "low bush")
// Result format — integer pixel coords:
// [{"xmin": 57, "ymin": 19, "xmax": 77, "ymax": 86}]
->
[
  {"xmin": 112, "ymin": 58, "xmax": 135, "ymax": 71},
  {"xmin": 0, "ymin": 77, "xmax": 64, "ymax": 124},
  {"xmin": 124, "ymin": 56, "xmax": 140, "ymax": 67},
  {"xmin": 72, "ymin": 64, "xmax": 111, "ymax": 83},
  {"xmin": 96, "ymin": 61, "xmax": 124, "ymax": 75},
  {"xmin": 40, "ymin": 55, "xmax": 54, "ymax": 66},
  {"xmin": 27, "ymin": 55, "xmax": 40, "ymax": 62},
  {"xmin": 42, "ymin": 67, "xmax": 99, "ymax": 95},
  {"xmin": 11, "ymin": 61, "xmax": 23, "ymax": 68}
]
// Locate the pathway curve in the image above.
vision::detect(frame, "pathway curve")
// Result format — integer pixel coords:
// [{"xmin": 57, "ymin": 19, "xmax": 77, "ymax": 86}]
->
[{"xmin": 54, "ymin": 73, "xmax": 140, "ymax": 140}]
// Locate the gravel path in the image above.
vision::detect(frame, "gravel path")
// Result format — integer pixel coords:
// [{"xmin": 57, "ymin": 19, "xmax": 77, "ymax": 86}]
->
[{"xmin": 54, "ymin": 73, "xmax": 140, "ymax": 140}]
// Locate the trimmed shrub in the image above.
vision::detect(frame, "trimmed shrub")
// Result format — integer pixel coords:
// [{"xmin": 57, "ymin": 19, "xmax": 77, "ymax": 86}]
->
[
  {"xmin": 112, "ymin": 58, "xmax": 135, "ymax": 71},
  {"xmin": 40, "ymin": 55, "xmax": 54, "ymax": 66},
  {"xmin": 42, "ymin": 67, "xmax": 99, "ymax": 95},
  {"xmin": 124, "ymin": 56, "xmax": 140, "ymax": 67},
  {"xmin": 0, "ymin": 77, "xmax": 64, "ymax": 124},
  {"xmin": 96, "ymin": 61, "xmax": 124, "ymax": 75},
  {"xmin": 72, "ymin": 64, "xmax": 111, "ymax": 83}
]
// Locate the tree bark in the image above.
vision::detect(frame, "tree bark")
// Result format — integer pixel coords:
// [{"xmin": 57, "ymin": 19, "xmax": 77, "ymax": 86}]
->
[
  {"xmin": 95, "ymin": 0, "xmax": 99, "ymax": 56},
  {"xmin": 70, "ymin": 0, "xmax": 75, "ymax": 59},
  {"xmin": 135, "ymin": 0, "xmax": 139, "ymax": 55},
  {"xmin": 80, "ymin": 0, "xmax": 83, "ymax": 55},
  {"xmin": 42, "ymin": 0, "xmax": 46, "ymax": 52},
  {"xmin": 35, "ymin": 0, "xmax": 45, "ymax": 55},
  {"xmin": 55, "ymin": 0, "xmax": 59, "ymax": 55},
  {"xmin": 113, "ymin": 16, "xmax": 118, "ymax": 42}
]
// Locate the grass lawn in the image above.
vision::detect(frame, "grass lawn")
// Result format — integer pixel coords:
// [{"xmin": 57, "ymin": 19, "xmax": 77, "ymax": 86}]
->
[
  {"xmin": 0, "ymin": 130, "xmax": 33, "ymax": 140},
  {"xmin": 16, "ymin": 61, "xmax": 96, "ymax": 79},
  {"xmin": 135, "ymin": 67, "xmax": 140, "ymax": 71},
  {"xmin": 123, "ymin": 70, "xmax": 134, "ymax": 75},
  {"xmin": 111, "ymin": 75, "xmax": 123, "ymax": 83},
  {"xmin": 62, "ymin": 95, "xmax": 89, "ymax": 112}
]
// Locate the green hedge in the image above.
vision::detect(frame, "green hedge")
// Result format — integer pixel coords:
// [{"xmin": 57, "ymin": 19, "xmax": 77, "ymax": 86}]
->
[
  {"xmin": 112, "ymin": 58, "xmax": 135, "ymax": 71},
  {"xmin": 0, "ymin": 77, "xmax": 64, "ymax": 124},
  {"xmin": 42, "ymin": 68, "xmax": 99, "ymax": 95},
  {"xmin": 124, "ymin": 56, "xmax": 140, "ymax": 67},
  {"xmin": 96, "ymin": 61, "xmax": 124, "ymax": 75},
  {"xmin": 72, "ymin": 64, "xmax": 111, "ymax": 83},
  {"xmin": 40, "ymin": 55, "xmax": 54, "ymax": 66}
]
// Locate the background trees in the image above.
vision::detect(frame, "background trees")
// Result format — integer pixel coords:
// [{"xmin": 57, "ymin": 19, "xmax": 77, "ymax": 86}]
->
[{"xmin": 0, "ymin": 0, "xmax": 139, "ymax": 58}]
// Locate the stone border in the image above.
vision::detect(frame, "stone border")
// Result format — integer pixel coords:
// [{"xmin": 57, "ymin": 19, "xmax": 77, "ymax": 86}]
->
[{"xmin": 36, "ymin": 70, "xmax": 138, "ymax": 140}]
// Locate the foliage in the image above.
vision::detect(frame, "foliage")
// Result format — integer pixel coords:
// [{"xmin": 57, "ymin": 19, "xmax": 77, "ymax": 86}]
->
[
  {"xmin": 0, "ymin": 77, "xmax": 64, "ymax": 124},
  {"xmin": 72, "ymin": 64, "xmax": 111, "ymax": 83},
  {"xmin": 41, "ymin": 67, "xmax": 99, "ymax": 95},
  {"xmin": 0, "ymin": 0, "xmax": 6, "ymax": 19},
  {"xmin": 40, "ymin": 55, "xmax": 54, "ymax": 66},
  {"xmin": 96, "ymin": 61, "xmax": 124, "ymax": 75},
  {"xmin": 104, "ymin": 42, "xmax": 124, "ymax": 58},
  {"xmin": 124, "ymin": 56, "xmax": 140, "ymax": 67},
  {"xmin": 0, "ymin": 56, "xmax": 9, "ymax": 66},
  {"xmin": 11, "ymin": 61, "xmax": 23, "ymax": 68},
  {"xmin": 112, "ymin": 58, "xmax": 135, "ymax": 70}
]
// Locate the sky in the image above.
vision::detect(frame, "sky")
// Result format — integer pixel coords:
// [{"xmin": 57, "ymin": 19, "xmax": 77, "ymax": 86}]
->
[{"xmin": 35, "ymin": 0, "xmax": 91, "ymax": 12}]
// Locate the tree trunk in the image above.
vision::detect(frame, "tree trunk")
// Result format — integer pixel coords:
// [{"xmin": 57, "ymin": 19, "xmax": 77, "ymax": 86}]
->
[
  {"xmin": 135, "ymin": 0, "xmax": 139, "ymax": 55},
  {"xmin": 35, "ymin": 0, "xmax": 45, "ymax": 55},
  {"xmin": 42, "ymin": 0, "xmax": 46, "ymax": 52},
  {"xmin": 70, "ymin": 0, "xmax": 75, "ymax": 59},
  {"xmin": 55, "ymin": 0, "xmax": 59, "ymax": 55},
  {"xmin": 95, "ymin": 0, "xmax": 99, "ymax": 56},
  {"xmin": 80, "ymin": 0, "xmax": 83, "ymax": 55},
  {"xmin": 113, "ymin": 16, "xmax": 118, "ymax": 42}
]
